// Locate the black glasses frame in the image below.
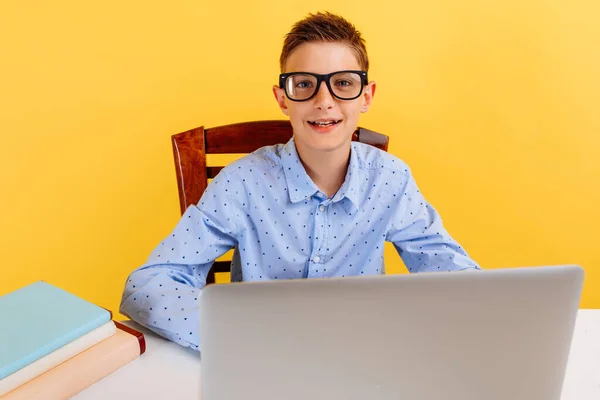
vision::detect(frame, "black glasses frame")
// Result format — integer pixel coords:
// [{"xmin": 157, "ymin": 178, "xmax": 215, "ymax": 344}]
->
[{"xmin": 279, "ymin": 70, "xmax": 368, "ymax": 102}]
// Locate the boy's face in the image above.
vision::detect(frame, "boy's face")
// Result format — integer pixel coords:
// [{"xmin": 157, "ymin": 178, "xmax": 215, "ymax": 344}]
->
[{"xmin": 273, "ymin": 42, "xmax": 376, "ymax": 156}]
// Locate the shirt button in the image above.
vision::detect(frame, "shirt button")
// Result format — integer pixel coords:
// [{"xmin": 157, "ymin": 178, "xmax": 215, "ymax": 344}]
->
[
  {"xmin": 313, "ymin": 256, "xmax": 321, "ymax": 263},
  {"xmin": 319, "ymin": 205, "xmax": 325, "ymax": 212}
]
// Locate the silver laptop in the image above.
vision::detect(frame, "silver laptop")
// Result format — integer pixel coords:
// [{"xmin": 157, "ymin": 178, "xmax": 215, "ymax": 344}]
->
[{"xmin": 199, "ymin": 265, "xmax": 584, "ymax": 400}]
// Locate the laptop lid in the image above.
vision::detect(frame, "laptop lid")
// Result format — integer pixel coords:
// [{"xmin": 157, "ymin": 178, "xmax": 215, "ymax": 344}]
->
[{"xmin": 199, "ymin": 265, "xmax": 584, "ymax": 400}]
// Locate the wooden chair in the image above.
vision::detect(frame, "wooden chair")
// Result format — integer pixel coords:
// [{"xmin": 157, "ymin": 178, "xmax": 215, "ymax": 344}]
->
[{"xmin": 171, "ymin": 120, "xmax": 389, "ymax": 284}]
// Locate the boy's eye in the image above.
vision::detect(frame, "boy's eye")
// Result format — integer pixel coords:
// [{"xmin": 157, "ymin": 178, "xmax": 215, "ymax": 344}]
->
[
  {"xmin": 295, "ymin": 80, "xmax": 313, "ymax": 89},
  {"xmin": 334, "ymin": 79, "xmax": 353, "ymax": 87}
]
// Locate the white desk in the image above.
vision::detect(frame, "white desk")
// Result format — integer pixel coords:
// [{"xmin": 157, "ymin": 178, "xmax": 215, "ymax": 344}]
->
[{"xmin": 74, "ymin": 310, "xmax": 600, "ymax": 400}]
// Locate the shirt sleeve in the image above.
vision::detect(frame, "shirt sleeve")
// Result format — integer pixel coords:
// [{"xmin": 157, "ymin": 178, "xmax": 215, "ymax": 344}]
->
[
  {"xmin": 119, "ymin": 169, "xmax": 240, "ymax": 350},
  {"xmin": 386, "ymin": 166, "xmax": 481, "ymax": 273}
]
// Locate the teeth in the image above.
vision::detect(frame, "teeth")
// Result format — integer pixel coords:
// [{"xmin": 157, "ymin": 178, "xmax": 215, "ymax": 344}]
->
[{"xmin": 311, "ymin": 120, "xmax": 338, "ymax": 126}]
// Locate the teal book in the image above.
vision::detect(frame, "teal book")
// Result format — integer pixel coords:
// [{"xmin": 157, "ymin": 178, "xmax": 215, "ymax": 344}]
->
[{"xmin": 0, "ymin": 281, "xmax": 111, "ymax": 379}]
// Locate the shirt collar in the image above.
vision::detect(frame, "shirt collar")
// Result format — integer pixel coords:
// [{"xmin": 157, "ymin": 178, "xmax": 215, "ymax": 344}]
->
[
  {"xmin": 281, "ymin": 138, "xmax": 320, "ymax": 203},
  {"xmin": 281, "ymin": 138, "xmax": 361, "ymax": 211},
  {"xmin": 331, "ymin": 143, "xmax": 360, "ymax": 211}
]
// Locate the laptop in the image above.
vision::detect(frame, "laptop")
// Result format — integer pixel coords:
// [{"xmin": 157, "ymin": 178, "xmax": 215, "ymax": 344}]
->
[{"xmin": 199, "ymin": 265, "xmax": 584, "ymax": 400}]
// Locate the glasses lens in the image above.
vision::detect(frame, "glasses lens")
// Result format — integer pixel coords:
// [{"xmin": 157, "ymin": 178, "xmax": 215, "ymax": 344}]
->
[
  {"xmin": 329, "ymin": 72, "xmax": 363, "ymax": 99},
  {"xmin": 285, "ymin": 74, "xmax": 318, "ymax": 101}
]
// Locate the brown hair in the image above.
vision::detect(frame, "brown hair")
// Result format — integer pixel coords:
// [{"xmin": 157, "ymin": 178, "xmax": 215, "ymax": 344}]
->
[{"xmin": 280, "ymin": 12, "xmax": 369, "ymax": 73}]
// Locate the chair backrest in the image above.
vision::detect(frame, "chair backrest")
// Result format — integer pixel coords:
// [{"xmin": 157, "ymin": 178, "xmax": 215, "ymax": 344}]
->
[{"xmin": 171, "ymin": 120, "xmax": 389, "ymax": 283}]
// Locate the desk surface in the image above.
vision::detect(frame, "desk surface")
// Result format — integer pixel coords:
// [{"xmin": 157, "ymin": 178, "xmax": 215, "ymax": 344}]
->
[{"xmin": 73, "ymin": 309, "xmax": 600, "ymax": 400}]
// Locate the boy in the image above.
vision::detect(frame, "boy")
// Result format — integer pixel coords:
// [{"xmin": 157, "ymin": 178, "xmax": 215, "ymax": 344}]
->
[{"xmin": 120, "ymin": 12, "xmax": 480, "ymax": 351}]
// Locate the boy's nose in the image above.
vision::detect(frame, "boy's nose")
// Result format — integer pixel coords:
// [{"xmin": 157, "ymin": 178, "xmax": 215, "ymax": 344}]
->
[{"xmin": 313, "ymin": 82, "xmax": 335, "ymax": 109}]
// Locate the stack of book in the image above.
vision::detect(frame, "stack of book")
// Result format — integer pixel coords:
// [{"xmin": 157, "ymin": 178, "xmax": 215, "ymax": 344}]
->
[{"xmin": 0, "ymin": 281, "xmax": 145, "ymax": 399}]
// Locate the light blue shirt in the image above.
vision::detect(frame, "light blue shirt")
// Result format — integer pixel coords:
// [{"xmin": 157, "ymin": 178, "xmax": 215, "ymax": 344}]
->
[{"xmin": 120, "ymin": 138, "xmax": 480, "ymax": 350}]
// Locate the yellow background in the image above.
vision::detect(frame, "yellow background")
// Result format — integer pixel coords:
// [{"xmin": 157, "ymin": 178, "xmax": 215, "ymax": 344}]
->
[{"xmin": 1, "ymin": 1, "xmax": 598, "ymax": 316}]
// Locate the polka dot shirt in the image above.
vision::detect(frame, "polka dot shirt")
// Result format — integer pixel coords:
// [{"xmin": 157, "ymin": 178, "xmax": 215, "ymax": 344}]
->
[{"xmin": 120, "ymin": 138, "xmax": 480, "ymax": 350}]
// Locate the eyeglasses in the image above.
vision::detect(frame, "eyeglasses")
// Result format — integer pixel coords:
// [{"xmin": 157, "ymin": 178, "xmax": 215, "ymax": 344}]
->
[{"xmin": 279, "ymin": 70, "xmax": 368, "ymax": 102}]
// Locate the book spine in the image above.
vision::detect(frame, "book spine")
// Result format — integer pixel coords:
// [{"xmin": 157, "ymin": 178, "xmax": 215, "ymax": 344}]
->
[{"xmin": 114, "ymin": 321, "xmax": 146, "ymax": 354}]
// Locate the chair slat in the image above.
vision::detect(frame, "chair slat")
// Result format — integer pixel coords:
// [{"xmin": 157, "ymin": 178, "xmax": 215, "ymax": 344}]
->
[
  {"xmin": 206, "ymin": 166, "xmax": 223, "ymax": 179},
  {"xmin": 204, "ymin": 121, "xmax": 294, "ymax": 154}
]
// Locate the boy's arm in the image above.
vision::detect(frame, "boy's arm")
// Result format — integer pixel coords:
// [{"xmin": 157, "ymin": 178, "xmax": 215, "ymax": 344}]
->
[
  {"xmin": 385, "ymin": 166, "xmax": 480, "ymax": 273},
  {"xmin": 119, "ymin": 170, "xmax": 240, "ymax": 351}
]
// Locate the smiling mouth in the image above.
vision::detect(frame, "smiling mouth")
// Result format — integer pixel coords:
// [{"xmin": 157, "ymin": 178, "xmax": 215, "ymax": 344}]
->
[{"xmin": 308, "ymin": 120, "xmax": 342, "ymax": 127}]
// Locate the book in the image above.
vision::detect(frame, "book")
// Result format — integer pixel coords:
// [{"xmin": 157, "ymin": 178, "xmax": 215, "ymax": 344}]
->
[
  {"xmin": 2, "ymin": 321, "xmax": 146, "ymax": 400},
  {"xmin": 0, "ymin": 321, "xmax": 116, "ymax": 396},
  {"xmin": 0, "ymin": 281, "xmax": 112, "ymax": 380}
]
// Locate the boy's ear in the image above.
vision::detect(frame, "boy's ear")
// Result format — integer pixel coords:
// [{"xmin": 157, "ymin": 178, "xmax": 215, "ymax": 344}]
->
[
  {"xmin": 360, "ymin": 81, "xmax": 376, "ymax": 113},
  {"xmin": 273, "ymin": 85, "xmax": 289, "ymax": 116}
]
